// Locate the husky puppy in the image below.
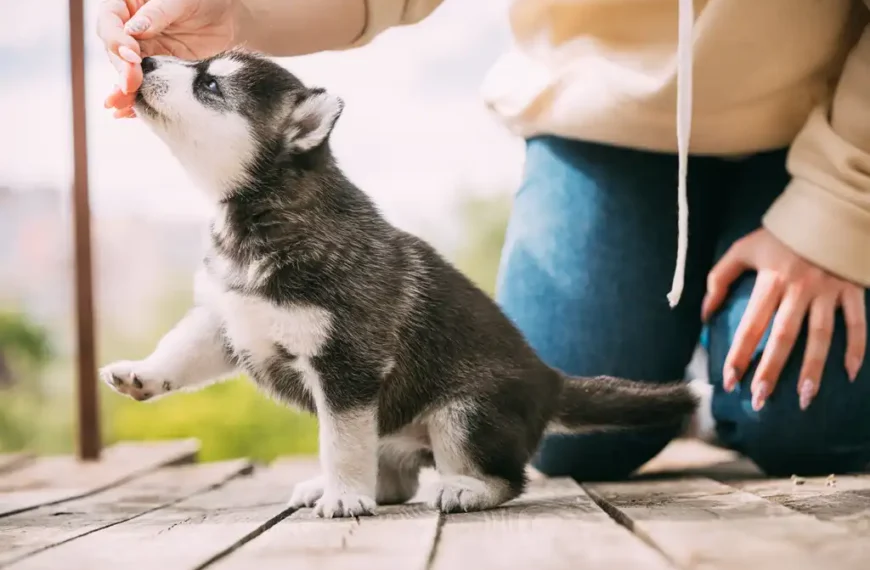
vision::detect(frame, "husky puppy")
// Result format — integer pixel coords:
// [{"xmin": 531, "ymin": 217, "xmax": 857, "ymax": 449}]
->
[{"xmin": 101, "ymin": 50, "xmax": 696, "ymax": 518}]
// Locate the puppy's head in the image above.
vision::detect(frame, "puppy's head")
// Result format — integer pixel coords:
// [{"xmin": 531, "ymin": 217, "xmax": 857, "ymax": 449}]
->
[{"xmin": 135, "ymin": 50, "xmax": 343, "ymax": 197}]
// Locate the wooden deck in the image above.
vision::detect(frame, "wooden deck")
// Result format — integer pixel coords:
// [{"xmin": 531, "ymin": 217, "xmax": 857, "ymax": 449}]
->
[{"xmin": 1, "ymin": 439, "xmax": 868, "ymax": 569}]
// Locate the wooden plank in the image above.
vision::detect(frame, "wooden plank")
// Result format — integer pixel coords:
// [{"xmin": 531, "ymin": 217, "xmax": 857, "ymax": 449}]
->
[
  {"xmin": 637, "ymin": 439, "xmax": 742, "ymax": 476},
  {"xmin": 731, "ymin": 474, "xmax": 870, "ymax": 534},
  {"xmin": 0, "ymin": 453, "xmax": 33, "ymax": 475},
  {"xmin": 0, "ymin": 439, "xmax": 199, "ymax": 517},
  {"xmin": 587, "ymin": 477, "xmax": 870, "ymax": 569},
  {"xmin": 0, "ymin": 459, "xmax": 251, "ymax": 566},
  {"xmin": 7, "ymin": 458, "xmax": 320, "ymax": 570},
  {"xmin": 211, "ymin": 491, "xmax": 440, "ymax": 569},
  {"xmin": 429, "ymin": 477, "xmax": 673, "ymax": 570}
]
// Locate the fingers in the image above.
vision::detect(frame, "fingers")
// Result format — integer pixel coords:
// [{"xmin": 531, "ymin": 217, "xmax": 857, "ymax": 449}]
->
[
  {"xmin": 126, "ymin": 62, "xmax": 144, "ymax": 98},
  {"xmin": 118, "ymin": 45, "xmax": 142, "ymax": 64},
  {"xmin": 723, "ymin": 272, "xmax": 783, "ymax": 397},
  {"xmin": 703, "ymin": 242, "xmax": 750, "ymax": 321},
  {"xmin": 96, "ymin": 0, "xmax": 131, "ymax": 45},
  {"xmin": 107, "ymin": 52, "xmax": 141, "ymax": 95},
  {"xmin": 124, "ymin": 0, "xmax": 191, "ymax": 39},
  {"xmin": 754, "ymin": 285, "xmax": 813, "ymax": 410},
  {"xmin": 795, "ymin": 294, "xmax": 835, "ymax": 410},
  {"xmin": 98, "ymin": 0, "xmax": 145, "ymax": 99},
  {"xmin": 99, "ymin": 0, "xmax": 193, "ymax": 110},
  {"xmin": 841, "ymin": 287, "xmax": 867, "ymax": 382},
  {"xmin": 98, "ymin": 1, "xmax": 142, "ymax": 75}
]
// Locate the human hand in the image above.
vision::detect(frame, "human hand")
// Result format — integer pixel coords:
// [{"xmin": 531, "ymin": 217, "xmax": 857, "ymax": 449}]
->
[
  {"xmin": 702, "ymin": 228, "xmax": 866, "ymax": 411},
  {"xmin": 97, "ymin": 0, "xmax": 238, "ymax": 118}
]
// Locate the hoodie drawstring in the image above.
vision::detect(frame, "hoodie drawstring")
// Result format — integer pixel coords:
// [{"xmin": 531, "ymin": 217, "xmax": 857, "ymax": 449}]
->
[{"xmin": 667, "ymin": 0, "xmax": 694, "ymax": 308}]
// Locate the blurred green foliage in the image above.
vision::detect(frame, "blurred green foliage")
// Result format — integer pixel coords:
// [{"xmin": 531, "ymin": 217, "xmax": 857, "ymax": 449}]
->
[
  {"xmin": 0, "ymin": 311, "xmax": 52, "ymax": 366},
  {"xmin": 0, "ymin": 192, "xmax": 512, "ymax": 460},
  {"xmin": 0, "ymin": 310, "xmax": 55, "ymax": 451},
  {"xmin": 98, "ymin": 280, "xmax": 321, "ymax": 461},
  {"xmin": 107, "ymin": 379, "xmax": 319, "ymax": 462},
  {"xmin": 453, "ymin": 193, "xmax": 512, "ymax": 296}
]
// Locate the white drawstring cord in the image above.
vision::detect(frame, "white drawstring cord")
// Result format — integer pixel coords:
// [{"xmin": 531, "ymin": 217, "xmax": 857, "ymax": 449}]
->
[{"xmin": 667, "ymin": 0, "xmax": 695, "ymax": 308}]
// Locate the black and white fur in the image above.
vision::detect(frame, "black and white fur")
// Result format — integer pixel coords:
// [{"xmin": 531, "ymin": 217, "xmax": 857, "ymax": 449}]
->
[{"xmin": 101, "ymin": 51, "xmax": 697, "ymax": 518}]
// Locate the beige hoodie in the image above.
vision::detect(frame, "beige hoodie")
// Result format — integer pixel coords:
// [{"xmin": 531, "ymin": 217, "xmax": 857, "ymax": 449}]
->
[{"xmin": 351, "ymin": 0, "xmax": 870, "ymax": 306}]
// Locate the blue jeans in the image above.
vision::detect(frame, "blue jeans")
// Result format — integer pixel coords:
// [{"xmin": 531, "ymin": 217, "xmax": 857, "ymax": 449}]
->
[{"xmin": 497, "ymin": 136, "xmax": 870, "ymax": 479}]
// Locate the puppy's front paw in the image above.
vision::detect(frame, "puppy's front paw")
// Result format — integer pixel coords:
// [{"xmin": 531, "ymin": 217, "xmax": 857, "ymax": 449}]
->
[
  {"xmin": 288, "ymin": 476, "xmax": 325, "ymax": 509},
  {"xmin": 314, "ymin": 488, "xmax": 376, "ymax": 519},
  {"xmin": 99, "ymin": 360, "xmax": 171, "ymax": 402}
]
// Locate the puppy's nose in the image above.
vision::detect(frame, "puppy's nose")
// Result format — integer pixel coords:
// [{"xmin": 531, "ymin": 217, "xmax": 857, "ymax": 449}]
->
[{"xmin": 141, "ymin": 56, "xmax": 157, "ymax": 75}]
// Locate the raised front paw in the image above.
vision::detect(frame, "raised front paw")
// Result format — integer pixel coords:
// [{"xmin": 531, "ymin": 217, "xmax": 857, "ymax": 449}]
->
[
  {"xmin": 99, "ymin": 360, "xmax": 172, "ymax": 402},
  {"xmin": 314, "ymin": 488, "xmax": 377, "ymax": 519}
]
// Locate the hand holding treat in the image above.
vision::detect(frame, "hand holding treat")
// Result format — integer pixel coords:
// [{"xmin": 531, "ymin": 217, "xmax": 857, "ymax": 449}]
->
[{"xmin": 97, "ymin": 0, "xmax": 238, "ymax": 117}]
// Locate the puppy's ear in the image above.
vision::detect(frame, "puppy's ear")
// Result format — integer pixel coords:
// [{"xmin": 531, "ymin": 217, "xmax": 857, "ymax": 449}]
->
[{"xmin": 283, "ymin": 88, "xmax": 343, "ymax": 153}]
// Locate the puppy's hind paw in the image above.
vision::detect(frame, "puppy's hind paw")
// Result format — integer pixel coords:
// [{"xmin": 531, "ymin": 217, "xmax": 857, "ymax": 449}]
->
[{"xmin": 427, "ymin": 475, "xmax": 512, "ymax": 513}]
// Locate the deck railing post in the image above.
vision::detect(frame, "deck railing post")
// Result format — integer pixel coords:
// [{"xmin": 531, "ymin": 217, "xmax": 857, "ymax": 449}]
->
[{"xmin": 68, "ymin": 0, "xmax": 101, "ymax": 461}]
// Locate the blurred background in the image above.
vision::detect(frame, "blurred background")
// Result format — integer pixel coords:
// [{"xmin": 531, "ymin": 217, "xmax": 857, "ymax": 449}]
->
[{"xmin": 0, "ymin": 0, "xmax": 524, "ymax": 460}]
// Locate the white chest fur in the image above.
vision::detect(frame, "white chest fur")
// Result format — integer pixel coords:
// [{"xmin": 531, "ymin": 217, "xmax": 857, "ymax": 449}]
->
[
  {"xmin": 220, "ymin": 292, "xmax": 332, "ymax": 361},
  {"xmin": 194, "ymin": 261, "xmax": 333, "ymax": 393}
]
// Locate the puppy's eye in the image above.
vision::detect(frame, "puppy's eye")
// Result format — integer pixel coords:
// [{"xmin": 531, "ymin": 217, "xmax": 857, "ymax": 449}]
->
[
  {"xmin": 199, "ymin": 75, "xmax": 221, "ymax": 96},
  {"xmin": 205, "ymin": 78, "xmax": 220, "ymax": 94}
]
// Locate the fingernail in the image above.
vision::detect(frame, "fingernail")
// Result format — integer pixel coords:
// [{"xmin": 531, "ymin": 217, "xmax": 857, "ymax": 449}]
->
[
  {"xmin": 847, "ymin": 356, "xmax": 862, "ymax": 382},
  {"xmin": 723, "ymin": 366, "xmax": 740, "ymax": 392},
  {"xmin": 125, "ymin": 16, "xmax": 151, "ymax": 35},
  {"xmin": 799, "ymin": 379, "xmax": 815, "ymax": 411},
  {"xmin": 118, "ymin": 45, "xmax": 142, "ymax": 64},
  {"xmin": 752, "ymin": 380, "xmax": 770, "ymax": 411}
]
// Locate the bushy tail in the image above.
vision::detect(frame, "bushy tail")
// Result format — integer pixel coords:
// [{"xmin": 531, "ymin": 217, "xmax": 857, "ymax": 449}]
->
[{"xmin": 550, "ymin": 374, "xmax": 697, "ymax": 433}]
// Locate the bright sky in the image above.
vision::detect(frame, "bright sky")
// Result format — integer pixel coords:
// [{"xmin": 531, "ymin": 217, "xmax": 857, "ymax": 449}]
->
[{"xmin": 0, "ymin": 0, "xmax": 524, "ymax": 246}]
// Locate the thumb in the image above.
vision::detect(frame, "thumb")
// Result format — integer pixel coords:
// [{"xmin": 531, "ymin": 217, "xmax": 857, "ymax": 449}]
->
[
  {"xmin": 124, "ymin": 0, "xmax": 190, "ymax": 38},
  {"xmin": 702, "ymin": 243, "xmax": 750, "ymax": 321}
]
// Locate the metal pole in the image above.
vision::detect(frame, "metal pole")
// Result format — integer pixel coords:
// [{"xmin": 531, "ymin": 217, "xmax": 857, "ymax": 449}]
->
[{"xmin": 68, "ymin": 0, "xmax": 101, "ymax": 460}]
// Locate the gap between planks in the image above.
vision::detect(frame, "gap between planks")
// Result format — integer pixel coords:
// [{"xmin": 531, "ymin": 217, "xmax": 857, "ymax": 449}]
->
[
  {"xmin": 5, "ymin": 459, "xmax": 672, "ymax": 570},
  {"xmin": 426, "ymin": 476, "xmax": 673, "ymax": 570},
  {"xmin": 208, "ymin": 469, "xmax": 671, "ymax": 570},
  {"xmin": 0, "ymin": 459, "xmax": 252, "ymax": 568},
  {"xmin": 0, "ymin": 439, "xmax": 200, "ymax": 518},
  {"xmin": 648, "ymin": 440, "xmax": 870, "ymax": 535},
  {"xmin": 0, "ymin": 454, "xmax": 34, "ymax": 476},
  {"xmin": 727, "ymin": 474, "xmax": 870, "ymax": 535},
  {"xmin": 586, "ymin": 476, "xmax": 870, "ymax": 570},
  {"xmin": 9, "ymin": 438, "xmax": 866, "ymax": 570},
  {"xmin": 5, "ymin": 459, "xmax": 321, "ymax": 570}
]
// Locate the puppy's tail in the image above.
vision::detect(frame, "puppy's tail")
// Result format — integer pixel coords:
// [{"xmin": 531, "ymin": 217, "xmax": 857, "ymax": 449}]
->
[{"xmin": 549, "ymin": 373, "xmax": 697, "ymax": 434}]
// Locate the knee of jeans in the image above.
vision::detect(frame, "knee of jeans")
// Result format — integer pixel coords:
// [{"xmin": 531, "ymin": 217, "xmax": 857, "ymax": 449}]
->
[
  {"xmin": 732, "ymin": 402, "xmax": 870, "ymax": 476},
  {"xmin": 710, "ymin": 359, "xmax": 870, "ymax": 476},
  {"xmin": 710, "ymin": 363, "xmax": 870, "ymax": 476},
  {"xmin": 708, "ymin": 274, "xmax": 870, "ymax": 475}
]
